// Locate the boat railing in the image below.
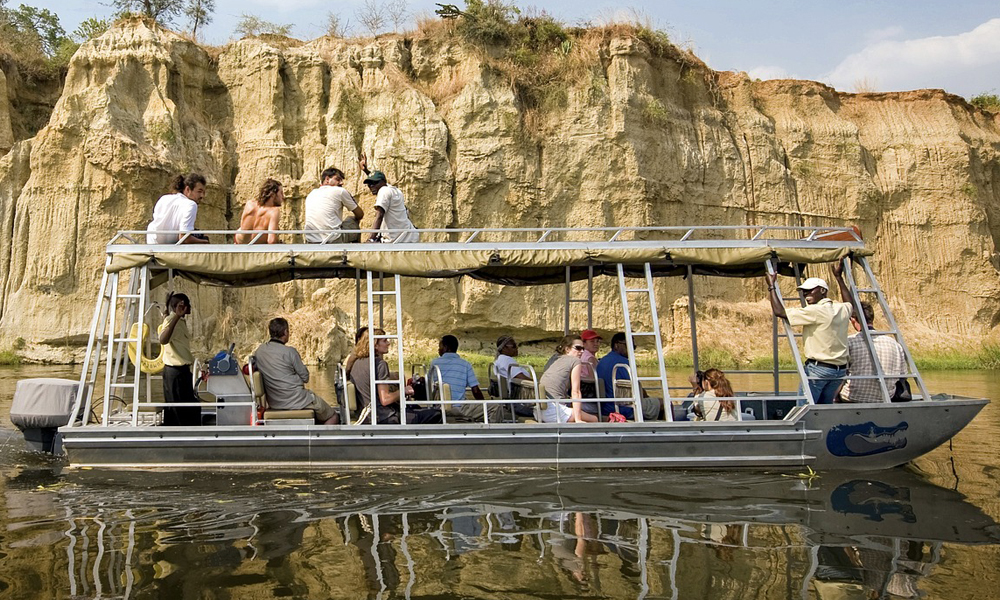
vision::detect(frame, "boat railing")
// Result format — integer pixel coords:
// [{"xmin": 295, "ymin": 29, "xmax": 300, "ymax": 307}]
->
[{"xmin": 108, "ymin": 224, "xmax": 865, "ymax": 248}]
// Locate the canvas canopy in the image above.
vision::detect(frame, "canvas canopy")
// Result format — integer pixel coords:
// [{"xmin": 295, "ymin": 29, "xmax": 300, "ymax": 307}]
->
[{"xmin": 106, "ymin": 244, "xmax": 871, "ymax": 288}]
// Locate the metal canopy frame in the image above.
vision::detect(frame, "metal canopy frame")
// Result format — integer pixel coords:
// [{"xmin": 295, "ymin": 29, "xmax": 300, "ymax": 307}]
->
[{"xmin": 69, "ymin": 224, "xmax": 922, "ymax": 428}]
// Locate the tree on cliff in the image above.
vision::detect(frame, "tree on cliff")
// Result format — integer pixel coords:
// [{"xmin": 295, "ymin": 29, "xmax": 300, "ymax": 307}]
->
[
  {"xmin": 234, "ymin": 14, "xmax": 292, "ymax": 37},
  {"xmin": 0, "ymin": 1, "xmax": 77, "ymax": 70},
  {"xmin": 185, "ymin": 0, "xmax": 213, "ymax": 40},
  {"xmin": 111, "ymin": 0, "xmax": 183, "ymax": 25}
]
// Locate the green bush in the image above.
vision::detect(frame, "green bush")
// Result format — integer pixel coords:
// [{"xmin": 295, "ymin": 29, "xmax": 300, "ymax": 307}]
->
[
  {"xmin": 454, "ymin": 0, "xmax": 519, "ymax": 46},
  {"xmin": 970, "ymin": 92, "xmax": 1000, "ymax": 112}
]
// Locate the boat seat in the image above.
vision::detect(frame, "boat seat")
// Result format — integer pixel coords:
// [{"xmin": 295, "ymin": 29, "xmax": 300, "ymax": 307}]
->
[
  {"xmin": 345, "ymin": 380, "xmax": 357, "ymax": 411},
  {"xmin": 248, "ymin": 364, "xmax": 316, "ymax": 423}
]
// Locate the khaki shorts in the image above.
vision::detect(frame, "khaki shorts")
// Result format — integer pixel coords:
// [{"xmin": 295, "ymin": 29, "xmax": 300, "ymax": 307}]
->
[
  {"xmin": 447, "ymin": 402, "xmax": 504, "ymax": 423},
  {"xmin": 305, "ymin": 391, "xmax": 338, "ymax": 422}
]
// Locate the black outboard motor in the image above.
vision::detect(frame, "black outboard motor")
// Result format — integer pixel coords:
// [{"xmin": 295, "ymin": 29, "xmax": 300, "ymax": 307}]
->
[{"xmin": 10, "ymin": 378, "xmax": 78, "ymax": 454}]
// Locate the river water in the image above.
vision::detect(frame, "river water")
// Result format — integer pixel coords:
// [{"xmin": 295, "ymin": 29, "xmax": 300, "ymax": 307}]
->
[{"xmin": 1, "ymin": 365, "xmax": 998, "ymax": 599}]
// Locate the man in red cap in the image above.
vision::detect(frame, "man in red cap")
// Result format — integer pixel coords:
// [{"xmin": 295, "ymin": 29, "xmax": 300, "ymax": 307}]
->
[{"xmin": 579, "ymin": 329, "xmax": 602, "ymax": 397}]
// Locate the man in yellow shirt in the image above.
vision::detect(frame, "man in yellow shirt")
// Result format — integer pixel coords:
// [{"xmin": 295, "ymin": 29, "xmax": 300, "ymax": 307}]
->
[{"xmin": 765, "ymin": 264, "xmax": 854, "ymax": 404}]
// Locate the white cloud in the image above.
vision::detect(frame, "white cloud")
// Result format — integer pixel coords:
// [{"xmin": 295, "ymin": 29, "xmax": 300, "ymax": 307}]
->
[
  {"xmin": 822, "ymin": 18, "xmax": 1000, "ymax": 97},
  {"xmin": 747, "ymin": 65, "xmax": 793, "ymax": 81}
]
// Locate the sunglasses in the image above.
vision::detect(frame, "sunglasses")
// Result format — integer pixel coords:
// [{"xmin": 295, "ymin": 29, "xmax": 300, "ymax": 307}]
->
[{"xmin": 572, "ymin": 345, "xmax": 585, "ymax": 351}]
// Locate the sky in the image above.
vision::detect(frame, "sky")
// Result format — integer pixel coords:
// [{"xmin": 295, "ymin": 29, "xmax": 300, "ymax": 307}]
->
[{"xmin": 33, "ymin": 0, "xmax": 1000, "ymax": 98}]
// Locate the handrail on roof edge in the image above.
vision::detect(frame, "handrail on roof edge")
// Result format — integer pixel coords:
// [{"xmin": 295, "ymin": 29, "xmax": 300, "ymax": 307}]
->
[{"xmin": 109, "ymin": 225, "xmax": 864, "ymax": 247}]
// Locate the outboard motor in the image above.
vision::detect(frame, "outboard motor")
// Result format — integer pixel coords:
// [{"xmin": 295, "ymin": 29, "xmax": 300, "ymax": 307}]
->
[{"xmin": 10, "ymin": 378, "xmax": 78, "ymax": 454}]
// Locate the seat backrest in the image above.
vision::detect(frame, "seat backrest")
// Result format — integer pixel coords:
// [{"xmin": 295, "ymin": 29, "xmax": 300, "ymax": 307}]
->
[
  {"xmin": 345, "ymin": 381, "xmax": 358, "ymax": 411},
  {"xmin": 252, "ymin": 371, "xmax": 268, "ymax": 410}
]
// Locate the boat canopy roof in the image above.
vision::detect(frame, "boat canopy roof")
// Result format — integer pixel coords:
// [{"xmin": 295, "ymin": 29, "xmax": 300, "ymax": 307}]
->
[{"xmin": 106, "ymin": 226, "xmax": 870, "ymax": 287}]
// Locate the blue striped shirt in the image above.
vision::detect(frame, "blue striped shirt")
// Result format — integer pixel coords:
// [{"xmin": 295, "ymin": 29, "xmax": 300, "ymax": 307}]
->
[{"xmin": 429, "ymin": 353, "xmax": 480, "ymax": 405}]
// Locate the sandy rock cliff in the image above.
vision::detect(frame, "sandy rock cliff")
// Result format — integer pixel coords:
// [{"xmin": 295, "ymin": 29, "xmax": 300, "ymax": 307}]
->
[{"xmin": 1, "ymin": 20, "xmax": 999, "ymax": 363}]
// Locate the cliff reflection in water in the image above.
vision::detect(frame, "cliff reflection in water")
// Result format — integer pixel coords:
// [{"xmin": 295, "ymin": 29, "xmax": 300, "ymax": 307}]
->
[{"xmin": 2, "ymin": 463, "xmax": 997, "ymax": 600}]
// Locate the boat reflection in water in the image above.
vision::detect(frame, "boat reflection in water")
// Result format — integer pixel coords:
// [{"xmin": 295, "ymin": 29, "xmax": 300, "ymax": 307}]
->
[{"xmin": 4, "ymin": 465, "xmax": 998, "ymax": 599}]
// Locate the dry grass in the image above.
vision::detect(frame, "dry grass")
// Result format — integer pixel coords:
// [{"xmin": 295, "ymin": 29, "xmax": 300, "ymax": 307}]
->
[{"xmin": 852, "ymin": 77, "xmax": 879, "ymax": 93}]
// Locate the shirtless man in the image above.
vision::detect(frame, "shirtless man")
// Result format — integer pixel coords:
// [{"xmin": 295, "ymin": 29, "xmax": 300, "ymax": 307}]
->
[{"xmin": 235, "ymin": 178, "xmax": 284, "ymax": 244}]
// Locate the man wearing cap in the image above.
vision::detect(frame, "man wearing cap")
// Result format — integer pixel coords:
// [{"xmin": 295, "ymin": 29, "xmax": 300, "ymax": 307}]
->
[
  {"xmin": 303, "ymin": 167, "xmax": 365, "ymax": 243},
  {"xmin": 596, "ymin": 332, "xmax": 661, "ymax": 420},
  {"xmin": 359, "ymin": 153, "xmax": 419, "ymax": 243},
  {"xmin": 765, "ymin": 264, "xmax": 854, "ymax": 404}
]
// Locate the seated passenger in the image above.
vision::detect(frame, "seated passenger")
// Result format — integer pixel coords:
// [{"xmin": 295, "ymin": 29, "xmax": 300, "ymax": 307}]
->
[
  {"xmin": 235, "ymin": 178, "xmax": 284, "ymax": 244},
  {"xmin": 349, "ymin": 329, "xmax": 442, "ymax": 425},
  {"xmin": 494, "ymin": 335, "xmax": 530, "ymax": 386},
  {"xmin": 429, "ymin": 335, "xmax": 501, "ymax": 422},
  {"xmin": 538, "ymin": 336, "xmax": 600, "ymax": 423},
  {"xmin": 543, "ymin": 338, "xmax": 571, "ymax": 371},
  {"xmin": 254, "ymin": 317, "xmax": 339, "ymax": 424},
  {"xmin": 688, "ymin": 368, "xmax": 738, "ymax": 422},
  {"xmin": 493, "ymin": 335, "xmax": 535, "ymax": 418},
  {"xmin": 343, "ymin": 326, "xmax": 368, "ymax": 374},
  {"xmin": 595, "ymin": 332, "xmax": 661, "ymax": 421},
  {"xmin": 578, "ymin": 329, "xmax": 602, "ymax": 398}
]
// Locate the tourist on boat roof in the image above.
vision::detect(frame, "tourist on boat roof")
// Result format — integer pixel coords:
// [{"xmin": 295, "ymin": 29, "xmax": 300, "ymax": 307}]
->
[
  {"xmin": 538, "ymin": 336, "xmax": 600, "ymax": 423},
  {"xmin": 688, "ymin": 368, "xmax": 738, "ymax": 422},
  {"xmin": 765, "ymin": 263, "xmax": 854, "ymax": 404},
  {"xmin": 303, "ymin": 166, "xmax": 364, "ymax": 243},
  {"xmin": 157, "ymin": 292, "xmax": 202, "ymax": 426},
  {"xmin": 359, "ymin": 152, "xmax": 420, "ymax": 243},
  {"xmin": 429, "ymin": 335, "xmax": 500, "ymax": 422},
  {"xmin": 840, "ymin": 301, "xmax": 907, "ymax": 403},
  {"xmin": 254, "ymin": 317, "xmax": 340, "ymax": 425},
  {"xmin": 235, "ymin": 178, "xmax": 284, "ymax": 245},
  {"xmin": 595, "ymin": 332, "xmax": 661, "ymax": 421},
  {"xmin": 146, "ymin": 173, "xmax": 210, "ymax": 245},
  {"xmin": 349, "ymin": 329, "xmax": 442, "ymax": 425}
]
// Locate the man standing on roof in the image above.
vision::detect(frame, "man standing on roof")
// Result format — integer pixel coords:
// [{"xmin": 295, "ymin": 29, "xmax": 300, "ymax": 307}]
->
[
  {"xmin": 765, "ymin": 263, "xmax": 854, "ymax": 405},
  {"xmin": 359, "ymin": 152, "xmax": 419, "ymax": 243},
  {"xmin": 304, "ymin": 167, "xmax": 365, "ymax": 243}
]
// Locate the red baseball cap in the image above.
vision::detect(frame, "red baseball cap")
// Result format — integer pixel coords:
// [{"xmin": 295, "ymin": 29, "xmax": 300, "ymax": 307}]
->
[{"xmin": 580, "ymin": 329, "xmax": 602, "ymax": 341}]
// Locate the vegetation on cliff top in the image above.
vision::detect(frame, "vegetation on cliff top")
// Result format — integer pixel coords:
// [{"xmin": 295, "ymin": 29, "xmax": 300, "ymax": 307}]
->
[{"xmin": 971, "ymin": 92, "xmax": 1000, "ymax": 113}]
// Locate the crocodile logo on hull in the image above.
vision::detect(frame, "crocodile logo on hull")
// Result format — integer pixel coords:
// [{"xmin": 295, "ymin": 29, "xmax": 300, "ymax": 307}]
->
[{"xmin": 826, "ymin": 421, "xmax": 908, "ymax": 457}]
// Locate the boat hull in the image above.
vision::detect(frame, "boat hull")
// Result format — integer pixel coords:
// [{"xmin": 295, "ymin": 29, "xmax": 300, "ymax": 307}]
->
[{"xmin": 59, "ymin": 398, "xmax": 987, "ymax": 470}]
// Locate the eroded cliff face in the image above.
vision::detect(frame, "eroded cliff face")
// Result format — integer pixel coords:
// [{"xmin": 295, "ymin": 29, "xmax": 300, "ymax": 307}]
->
[{"xmin": 1, "ymin": 20, "xmax": 999, "ymax": 363}]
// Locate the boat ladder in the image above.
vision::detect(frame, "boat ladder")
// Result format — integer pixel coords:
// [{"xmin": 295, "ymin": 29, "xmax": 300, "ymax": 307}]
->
[
  {"xmin": 74, "ymin": 262, "xmax": 152, "ymax": 425},
  {"xmin": 842, "ymin": 256, "xmax": 931, "ymax": 401},
  {"xmin": 363, "ymin": 271, "xmax": 407, "ymax": 425},
  {"xmin": 616, "ymin": 263, "xmax": 671, "ymax": 421}
]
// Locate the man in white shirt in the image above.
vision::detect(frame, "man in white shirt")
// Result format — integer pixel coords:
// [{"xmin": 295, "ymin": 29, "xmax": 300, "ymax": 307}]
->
[
  {"xmin": 304, "ymin": 167, "xmax": 365, "ymax": 243},
  {"xmin": 146, "ymin": 173, "xmax": 210, "ymax": 244},
  {"xmin": 358, "ymin": 154, "xmax": 418, "ymax": 243}
]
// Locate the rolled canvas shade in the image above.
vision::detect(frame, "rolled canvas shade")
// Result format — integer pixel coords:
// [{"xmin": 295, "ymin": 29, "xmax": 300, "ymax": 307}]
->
[{"xmin": 107, "ymin": 245, "xmax": 870, "ymax": 287}]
